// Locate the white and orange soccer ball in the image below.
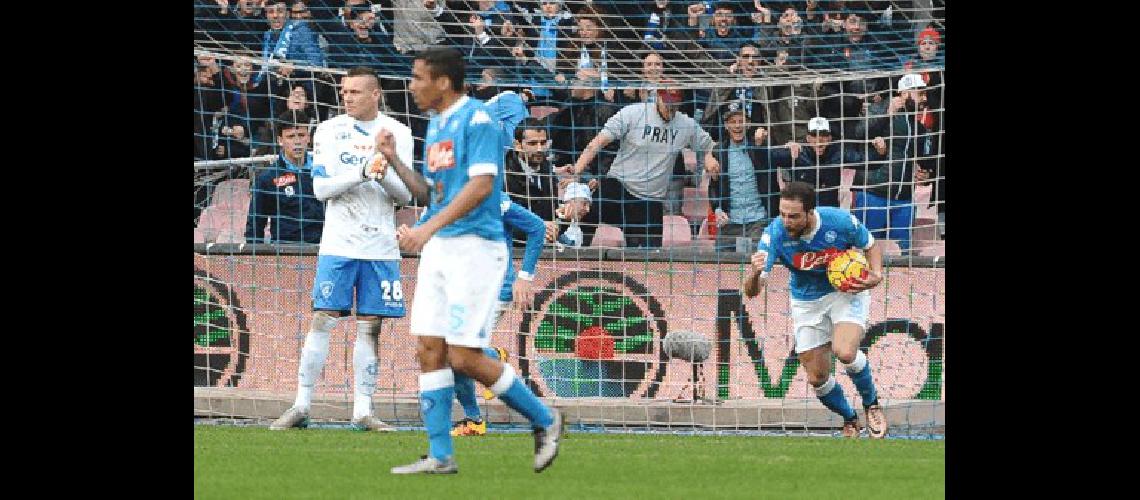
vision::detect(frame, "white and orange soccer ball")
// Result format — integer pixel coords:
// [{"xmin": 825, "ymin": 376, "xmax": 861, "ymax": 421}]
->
[{"xmin": 827, "ymin": 249, "xmax": 869, "ymax": 292}]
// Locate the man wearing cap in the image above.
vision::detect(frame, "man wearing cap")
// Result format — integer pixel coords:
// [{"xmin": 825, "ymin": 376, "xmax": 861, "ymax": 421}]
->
[
  {"xmin": 555, "ymin": 182, "xmax": 593, "ymax": 248},
  {"xmin": 568, "ymin": 85, "xmax": 719, "ymax": 248},
  {"xmin": 903, "ymin": 27, "xmax": 943, "ymax": 228},
  {"xmin": 771, "ymin": 116, "xmax": 888, "ymax": 209},
  {"xmin": 709, "ymin": 105, "xmax": 780, "ymax": 252},
  {"xmin": 850, "ymin": 73, "xmax": 933, "ymax": 252}
]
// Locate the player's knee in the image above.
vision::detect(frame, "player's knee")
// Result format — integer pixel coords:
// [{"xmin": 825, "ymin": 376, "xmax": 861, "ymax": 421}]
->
[
  {"xmin": 415, "ymin": 339, "xmax": 447, "ymax": 370},
  {"xmin": 446, "ymin": 348, "xmax": 478, "ymax": 375},
  {"xmin": 806, "ymin": 370, "xmax": 829, "ymax": 387},
  {"xmin": 310, "ymin": 311, "xmax": 340, "ymax": 333},
  {"xmin": 833, "ymin": 346, "xmax": 857, "ymax": 365}
]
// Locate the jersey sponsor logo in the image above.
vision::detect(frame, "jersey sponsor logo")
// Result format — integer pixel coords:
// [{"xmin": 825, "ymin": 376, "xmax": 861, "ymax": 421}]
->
[
  {"xmin": 339, "ymin": 151, "xmax": 369, "ymax": 166},
  {"xmin": 427, "ymin": 140, "xmax": 456, "ymax": 172},
  {"xmin": 336, "ymin": 131, "xmax": 351, "ymax": 140},
  {"xmin": 792, "ymin": 247, "xmax": 842, "ymax": 270},
  {"xmin": 273, "ymin": 172, "xmax": 298, "ymax": 187}
]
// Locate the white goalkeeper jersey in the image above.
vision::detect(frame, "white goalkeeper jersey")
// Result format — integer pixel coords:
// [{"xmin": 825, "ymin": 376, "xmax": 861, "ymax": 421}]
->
[{"xmin": 311, "ymin": 112, "xmax": 414, "ymax": 260}]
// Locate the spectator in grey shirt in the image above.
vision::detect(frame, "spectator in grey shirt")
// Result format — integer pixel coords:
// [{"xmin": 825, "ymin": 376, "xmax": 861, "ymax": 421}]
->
[{"xmin": 568, "ymin": 85, "xmax": 720, "ymax": 247}]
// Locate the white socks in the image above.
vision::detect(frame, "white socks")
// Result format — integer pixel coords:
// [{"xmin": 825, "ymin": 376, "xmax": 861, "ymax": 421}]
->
[
  {"xmin": 293, "ymin": 313, "xmax": 339, "ymax": 409},
  {"xmin": 352, "ymin": 320, "xmax": 381, "ymax": 420}
]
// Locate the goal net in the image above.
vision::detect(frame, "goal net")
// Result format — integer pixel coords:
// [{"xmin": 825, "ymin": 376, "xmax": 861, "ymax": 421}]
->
[{"xmin": 194, "ymin": 0, "xmax": 944, "ymax": 437}]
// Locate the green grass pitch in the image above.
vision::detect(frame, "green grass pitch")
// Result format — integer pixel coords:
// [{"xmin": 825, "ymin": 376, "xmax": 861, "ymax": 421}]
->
[{"xmin": 194, "ymin": 426, "xmax": 944, "ymax": 499}]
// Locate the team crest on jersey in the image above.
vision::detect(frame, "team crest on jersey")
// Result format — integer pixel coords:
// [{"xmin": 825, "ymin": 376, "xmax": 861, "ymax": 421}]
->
[
  {"xmin": 319, "ymin": 281, "xmax": 334, "ymax": 298},
  {"xmin": 284, "ymin": 185, "xmax": 295, "ymax": 196},
  {"xmin": 824, "ymin": 230, "xmax": 837, "ymax": 243},
  {"xmin": 427, "ymin": 140, "xmax": 456, "ymax": 172},
  {"xmin": 449, "ymin": 120, "xmax": 459, "ymax": 132},
  {"xmin": 470, "ymin": 109, "xmax": 492, "ymax": 125},
  {"xmin": 792, "ymin": 248, "xmax": 842, "ymax": 270}
]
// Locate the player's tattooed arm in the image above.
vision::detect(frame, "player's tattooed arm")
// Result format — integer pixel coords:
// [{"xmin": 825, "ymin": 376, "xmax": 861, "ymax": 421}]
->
[{"xmin": 387, "ymin": 154, "xmax": 431, "ymax": 205}]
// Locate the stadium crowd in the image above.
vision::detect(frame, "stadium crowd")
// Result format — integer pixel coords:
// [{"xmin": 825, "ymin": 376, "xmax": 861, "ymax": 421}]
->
[{"xmin": 194, "ymin": 0, "xmax": 945, "ymax": 253}]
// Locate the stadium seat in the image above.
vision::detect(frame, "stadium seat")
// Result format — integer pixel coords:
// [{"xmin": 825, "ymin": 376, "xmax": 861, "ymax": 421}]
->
[
  {"xmin": 196, "ymin": 207, "xmax": 221, "ymax": 243},
  {"xmin": 681, "ymin": 188, "xmax": 710, "ymax": 223},
  {"xmin": 661, "ymin": 215, "xmax": 693, "ymax": 247},
  {"xmin": 697, "ymin": 218, "xmax": 714, "ymax": 240},
  {"xmin": 212, "ymin": 179, "xmax": 251, "ymax": 208},
  {"xmin": 840, "ymin": 168, "xmax": 856, "ymax": 209},
  {"xmin": 911, "ymin": 217, "xmax": 939, "ymax": 248},
  {"xmin": 879, "ymin": 239, "xmax": 904, "ymax": 256},
  {"xmin": 916, "ymin": 240, "xmax": 945, "ymax": 257},
  {"xmin": 590, "ymin": 224, "xmax": 625, "ymax": 247},
  {"xmin": 913, "ymin": 184, "xmax": 937, "ymax": 221},
  {"xmin": 394, "ymin": 206, "xmax": 425, "ymax": 228}
]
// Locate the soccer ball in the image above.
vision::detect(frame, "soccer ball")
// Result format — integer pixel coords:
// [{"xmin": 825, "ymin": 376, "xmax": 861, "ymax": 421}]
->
[
  {"xmin": 827, "ymin": 249, "xmax": 869, "ymax": 292},
  {"xmin": 662, "ymin": 330, "xmax": 712, "ymax": 363}
]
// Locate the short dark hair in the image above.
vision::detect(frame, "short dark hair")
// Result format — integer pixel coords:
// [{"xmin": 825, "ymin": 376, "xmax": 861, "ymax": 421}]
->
[
  {"xmin": 275, "ymin": 110, "xmax": 312, "ymax": 137},
  {"xmin": 414, "ymin": 47, "xmax": 465, "ymax": 92},
  {"xmin": 514, "ymin": 117, "xmax": 548, "ymax": 142},
  {"xmin": 345, "ymin": 66, "xmax": 380, "ymax": 89},
  {"xmin": 780, "ymin": 181, "xmax": 816, "ymax": 212}
]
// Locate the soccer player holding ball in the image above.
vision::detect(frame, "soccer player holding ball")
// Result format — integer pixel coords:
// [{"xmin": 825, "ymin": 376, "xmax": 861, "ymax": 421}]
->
[{"xmin": 742, "ymin": 181, "xmax": 888, "ymax": 438}]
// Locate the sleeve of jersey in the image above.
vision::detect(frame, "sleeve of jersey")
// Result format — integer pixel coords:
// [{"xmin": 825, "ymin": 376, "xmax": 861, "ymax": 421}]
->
[
  {"xmin": 598, "ymin": 106, "xmax": 629, "ymax": 142},
  {"xmin": 849, "ymin": 213, "xmax": 875, "ymax": 250},
  {"xmin": 503, "ymin": 202, "xmax": 546, "ymax": 277},
  {"xmin": 466, "ymin": 109, "xmax": 502, "ymax": 177},
  {"xmin": 756, "ymin": 228, "xmax": 777, "ymax": 275},
  {"xmin": 310, "ymin": 124, "xmax": 366, "ymax": 201}
]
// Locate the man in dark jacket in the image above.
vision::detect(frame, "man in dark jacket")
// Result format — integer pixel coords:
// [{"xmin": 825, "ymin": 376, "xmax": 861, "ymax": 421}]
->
[
  {"xmin": 246, "ymin": 111, "xmax": 325, "ymax": 244},
  {"xmin": 771, "ymin": 116, "xmax": 887, "ymax": 208},
  {"xmin": 505, "ymin": 117, "xmax": 560, "ymax": 223},
  {"xmin": 708, "ymin": 106, "xmax": 780, "ymax": 251},
  {"xmin": 850, "ymin": 73, "xmax": 932, "ymax": 251}
]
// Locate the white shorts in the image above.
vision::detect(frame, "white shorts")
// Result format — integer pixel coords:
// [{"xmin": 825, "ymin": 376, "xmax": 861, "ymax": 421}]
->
[
  {"xmin": 409, "ymin": 235, "xmax": 508, "ymax": 348},
  {"xmin": 480, "ymin": 300, "xmax": 509, "ymax": 339},
  {"xmin": 790, "ymin": 290, "xmax": 870, "ymax": 354}
]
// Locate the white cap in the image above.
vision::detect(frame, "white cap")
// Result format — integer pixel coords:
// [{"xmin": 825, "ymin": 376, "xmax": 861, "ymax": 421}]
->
[
  {"xmin": 562, "ymin": 182, "xmax": 592, "ymax": 202},
  {"xmin": 807, "ymin": 116, "xmax": 830, "ymax": 133},
  {"xmin": 898, "ymin": 73, "xmax": 926, "ymax": 91}
]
